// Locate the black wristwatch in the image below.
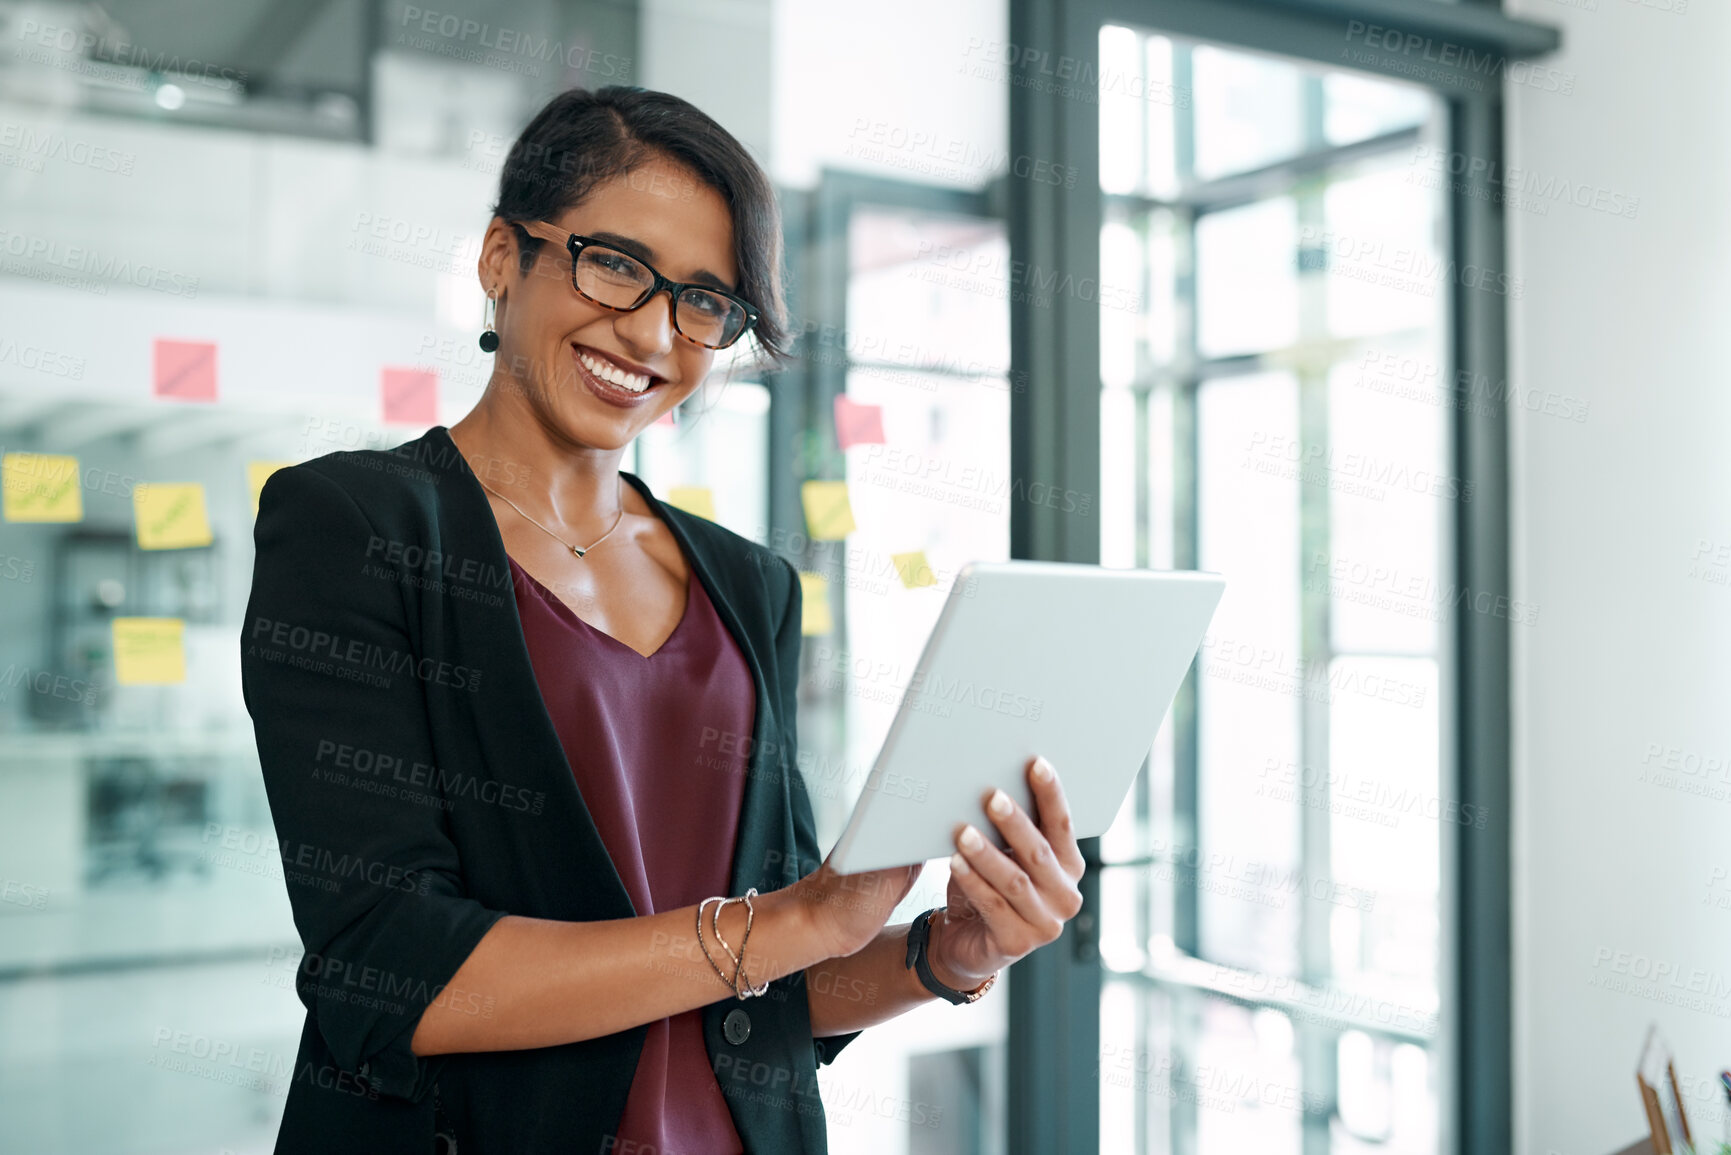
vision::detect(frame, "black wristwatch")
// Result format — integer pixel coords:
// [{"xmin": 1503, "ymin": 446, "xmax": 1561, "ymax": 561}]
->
[{"xmin": 905, "ymin": 907, "xmax": 997, "ymax": 1005}]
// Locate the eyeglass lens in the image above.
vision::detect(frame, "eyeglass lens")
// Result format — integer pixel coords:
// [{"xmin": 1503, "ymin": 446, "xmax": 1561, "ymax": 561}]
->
[{"xmin": 573, "ymin": 245, "xmax": 748, "ymax": 347}]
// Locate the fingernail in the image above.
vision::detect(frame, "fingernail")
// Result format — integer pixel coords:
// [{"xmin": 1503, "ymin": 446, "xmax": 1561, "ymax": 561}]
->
[
  {"xmin": 959, "ymin": 825, "xmax": 984, "ymax": 851},
  {"xmin": 1033, "ymin": 757, "xmax": 1053, "ymax": 782},
  {"xmin": 988, "ymin": 789, "xmax": 1013, "ymax": 817},
  {"xmin": 950, "ymin": 851, "xmax": 970, "ymax": 875}
]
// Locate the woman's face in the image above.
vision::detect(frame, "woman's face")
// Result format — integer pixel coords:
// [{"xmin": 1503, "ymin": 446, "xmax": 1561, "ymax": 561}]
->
[{"xmin": 478, "ymin": 151, "xmax": 740, "ymax": 451}]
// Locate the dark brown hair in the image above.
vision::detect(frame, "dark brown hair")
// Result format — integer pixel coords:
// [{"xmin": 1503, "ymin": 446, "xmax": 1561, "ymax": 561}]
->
[{"xmin": 491, "ymin": 86, "xmax": 789, "ymax": 366}]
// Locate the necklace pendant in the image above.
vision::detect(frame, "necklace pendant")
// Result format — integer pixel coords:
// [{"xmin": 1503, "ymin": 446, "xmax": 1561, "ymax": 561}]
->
[{"xmin": 572, "ymin": 545, "xmax": 586, "ymax": 558}]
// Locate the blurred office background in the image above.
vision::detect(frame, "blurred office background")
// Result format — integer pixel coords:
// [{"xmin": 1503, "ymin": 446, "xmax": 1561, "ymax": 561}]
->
[{"xmin": 0, "ymin": 0, "xmax": 1713, "ymax": 1152}]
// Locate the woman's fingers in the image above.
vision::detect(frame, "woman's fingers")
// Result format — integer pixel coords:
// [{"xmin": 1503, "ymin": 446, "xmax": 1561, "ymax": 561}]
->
[
  {"xmin": 946, "ymin": 755, "xmax": 1087, "ymax": 952},
  {"xmin": 950, "ymin": 820, "xmax": 1064, "ymax": 949},
  {"xmin": 1024, "ymin": 756, "xmax": 1087, "ymax": 886}
]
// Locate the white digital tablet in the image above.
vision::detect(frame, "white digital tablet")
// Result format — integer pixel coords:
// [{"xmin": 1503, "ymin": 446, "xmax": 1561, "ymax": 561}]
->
[{"xmin": 825, "ymin": 560, "xmax": 1225, "ymax": 874}]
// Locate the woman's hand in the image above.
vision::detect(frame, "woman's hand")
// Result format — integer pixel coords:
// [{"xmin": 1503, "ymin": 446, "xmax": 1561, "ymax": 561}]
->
[
  {"xmin": 793, "ymin": 856, "xmax": 925, "ymax": 961},
  {"xmin": 926, "ymin": 755, "xmax": 1086, "ymax": 991}
]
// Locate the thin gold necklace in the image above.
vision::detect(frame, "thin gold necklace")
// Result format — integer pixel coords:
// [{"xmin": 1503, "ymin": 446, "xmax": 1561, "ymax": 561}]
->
[{"xmin": 477, "ymin": 473, "xmax": 625, "ymax": 559}]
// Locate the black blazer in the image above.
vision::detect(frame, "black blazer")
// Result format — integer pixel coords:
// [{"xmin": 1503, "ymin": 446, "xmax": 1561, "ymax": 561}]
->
[{"xmin": 240, "ymin": 425, "xmax": 860, "ymax": 1154}]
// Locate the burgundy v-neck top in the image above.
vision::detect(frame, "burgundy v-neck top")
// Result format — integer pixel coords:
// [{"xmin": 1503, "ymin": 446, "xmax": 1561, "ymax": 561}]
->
[{"xmin": 508, "ymin": 553, "xmax": 752, "ymax": 1154}]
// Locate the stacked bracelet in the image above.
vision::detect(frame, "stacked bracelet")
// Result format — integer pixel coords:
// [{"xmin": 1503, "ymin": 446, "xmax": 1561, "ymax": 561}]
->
[{"xmin": 697, "ymin": 888, "xmax": 771, "ymax": 999}]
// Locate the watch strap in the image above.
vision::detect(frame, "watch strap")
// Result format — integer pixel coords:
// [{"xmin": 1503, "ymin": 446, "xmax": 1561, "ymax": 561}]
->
[{"xmin": 905, "ymin": 907, "xmax": 996, "ymax": 1005}]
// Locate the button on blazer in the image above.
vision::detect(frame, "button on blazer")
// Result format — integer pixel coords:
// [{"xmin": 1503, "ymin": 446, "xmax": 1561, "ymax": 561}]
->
[{"xmin": 240, "ymin": 425, "xmax": 860, "ymax": 1154}]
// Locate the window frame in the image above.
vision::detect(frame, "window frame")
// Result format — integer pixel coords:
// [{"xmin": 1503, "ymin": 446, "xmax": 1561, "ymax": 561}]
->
[{"xmin": 1004, "ymin": 1, "xmax": 1557, "ymax": 1153}]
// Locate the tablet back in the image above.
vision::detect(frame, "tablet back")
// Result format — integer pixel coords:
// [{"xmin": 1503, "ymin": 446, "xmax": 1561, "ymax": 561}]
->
[{"xmin": 825, "ymin": 560, "xmax": 1225, "ymax": 874}]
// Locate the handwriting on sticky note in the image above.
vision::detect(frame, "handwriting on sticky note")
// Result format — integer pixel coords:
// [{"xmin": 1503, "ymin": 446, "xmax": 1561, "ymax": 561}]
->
[
  {"xmin": 2, "ymin": 453, "xmax": 83, "ymax": 522},
  {"xmin": 112, "ymin": 618, "xmax": 186, "ymax": 685},
  {"xmin": 153, "ymin": 339, "xmax": 218, "ymax": 401},
  {"xmin": 798, "ymin": 572, "xmax": 832, "ymax": 636},
  {"xmin": 134, "ymin": 483, "xmax": 213, "ymax": 550},
  {"xmin": 800, "ymin": 480, "xmax": 855, "ymax": 541},
  {"xmin": 892, "ymin": 550, "xmax": 938, "ymax": 589},
  {"xmin": 665, "ymin": 486, "xmax": 716, "ymax": 521}
]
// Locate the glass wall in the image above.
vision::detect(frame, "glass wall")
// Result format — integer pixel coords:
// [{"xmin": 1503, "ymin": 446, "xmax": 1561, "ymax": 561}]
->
[
  {"xmin": 0, "ymin": 0, "xmax": 1011, "ymax": 1151},
  {"xmin": 1093, "ymin": 24, "xmax": 1450, "ymax": 1155}
]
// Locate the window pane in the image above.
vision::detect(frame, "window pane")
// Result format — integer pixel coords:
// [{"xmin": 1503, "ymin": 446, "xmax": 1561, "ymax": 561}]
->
[
  {"xmin": 1321, "ymin": 358, "xmax": 1445, "ymax": 655},
  {"xmin": 1196, "ymin": 197, "xmax": 1299, "ymax": 358},
  {"xmin": 848, "ymin": 208, "xmax": 1010, "ymax": 374},
  {"xmin": 1319, "ymin": 159, "xmax": 1442, "ymax": 340},
  {"xmin": 1323, "ymin": 72, "xmax": 1432, "ymax": 148},
  {"xmin": 1191, "ymin": 45, "xmax": 1307, "ymax": 182},
  {"xmin": 1197, "ymin": 372, "xmax": 1302, "ymax": 976},
  {"xmin": 1327, "ymin": 656, "xmax": 1441, "ymax": 993},
  {"xmin": 1100, "ymin": 25, "xmax": 1146, "ymax": 196},
  {"xmin": 1332, "ymin": 1036, "xmax": 1438, "ymax": 1155},
  {"xmin": 1193, "ymin": 998, "xmax": 1304, "ymax": 1153}
]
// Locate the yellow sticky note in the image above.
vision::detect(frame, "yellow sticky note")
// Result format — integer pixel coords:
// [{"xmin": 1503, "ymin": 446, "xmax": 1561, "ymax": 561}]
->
[
  {"xmin": 247, "ymin": 461, "xmax": 297, "ymax": 516},
  {"xmin": 891, "ymin": 550, "xmax": 938, "ymax": 589},
  {"xmin": 665, "ymin": 486, "xmax": 716, "ymax": 521},
  {"xmin": 112, "ymin": 617, "xmax": 186, "ymax": 685},
  {"xmin": 798, "ymin": 572, "xmax": 832, "ymax": 636},
  {"xmin": 134, "ymin": 483, "xmax": 213, "ymax": 550},
  {"xmin": 3, "ymin": 453, "xmax": 83, "ymax": 522},
  {"xmin": 800, "ymin": 480, "xmax": 855, "ymax": 541}
]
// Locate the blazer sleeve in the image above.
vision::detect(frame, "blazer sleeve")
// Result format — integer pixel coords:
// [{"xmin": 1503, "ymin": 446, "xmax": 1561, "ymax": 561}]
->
[
  {"xmin": 775, "ymin": 554, "xmax": 864, "ymax": 1069},
  {"xmin": 240, "ymin": 463, "xmax": 508, "ymax": 1101}
]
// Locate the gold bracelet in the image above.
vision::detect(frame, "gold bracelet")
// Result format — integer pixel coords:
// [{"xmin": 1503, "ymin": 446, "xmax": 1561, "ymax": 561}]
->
[
  {"xmin": 710, "ymin": 888, "xmax": 771, "ymax": 999},
  {"xmin": 696, "ymin": 896, "xmax": 739, "ymax": 993}
]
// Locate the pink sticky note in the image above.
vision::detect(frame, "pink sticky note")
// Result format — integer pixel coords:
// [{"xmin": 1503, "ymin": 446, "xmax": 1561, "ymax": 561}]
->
[
  {"xmin": 382, "ymin": 367, "xmax": 439, "ymax": 425},
  {"xmin": 833, "ymin": 395, "xmax": 885, "ymax": 449},
  {"xmin": 152, "ymin": 339, "xmax": 218, "ymax": 402},
  {"xmin": 652, "ymin": 408, "xmax": 676, "ymax": 427}
]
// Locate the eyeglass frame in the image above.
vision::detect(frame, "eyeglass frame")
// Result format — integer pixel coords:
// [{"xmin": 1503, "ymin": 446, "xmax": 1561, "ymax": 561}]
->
[{"xmin": 508, "ymin": 220, "xmax": 761, "ymax": 350}]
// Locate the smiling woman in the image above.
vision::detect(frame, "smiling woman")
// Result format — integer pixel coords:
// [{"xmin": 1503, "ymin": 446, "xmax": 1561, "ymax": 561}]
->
[{"xmin": 241, "ymin": 84, "xmax": 1084, "ymax": 1155}]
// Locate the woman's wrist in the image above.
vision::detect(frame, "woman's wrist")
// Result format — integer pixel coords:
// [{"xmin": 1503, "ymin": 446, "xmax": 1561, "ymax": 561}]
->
[
  {"xmin": 701, "ymin": 887, "xmax": 828, "ymax": 994},
  {"xmin": 921, "ymin": 909, "xmax": 995, "ymax": 994}
]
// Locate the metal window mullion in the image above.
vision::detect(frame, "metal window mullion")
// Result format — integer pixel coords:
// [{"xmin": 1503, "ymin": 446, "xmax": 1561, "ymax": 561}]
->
[{"xmin": 1294, "ymin": 158, "xmax": 1339, "ymax": 1155}]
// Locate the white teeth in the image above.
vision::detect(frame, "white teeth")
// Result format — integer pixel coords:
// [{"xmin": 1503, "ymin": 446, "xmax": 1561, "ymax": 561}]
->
[{"xmin": 577, "ymin": 348, "xmax": 651, "ymax": 393}]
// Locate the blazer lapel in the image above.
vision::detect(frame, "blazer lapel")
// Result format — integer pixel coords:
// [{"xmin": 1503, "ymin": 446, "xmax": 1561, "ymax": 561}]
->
[
  {"xmin": 417, "ymin": 425, "xmax": 792, "ymax": 916},
  {"xmin": 420, "ymin": 426, "xmax": 637, "ymax": 919},
  {"xmin": 617, "ymin": 470, "xmax": 796, "ymax": 903}
]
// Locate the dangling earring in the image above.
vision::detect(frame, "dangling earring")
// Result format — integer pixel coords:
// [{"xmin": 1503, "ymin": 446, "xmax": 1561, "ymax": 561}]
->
[{"xmin": 478, "ymin": 291, "xmax": 499, "ymax": 353}]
